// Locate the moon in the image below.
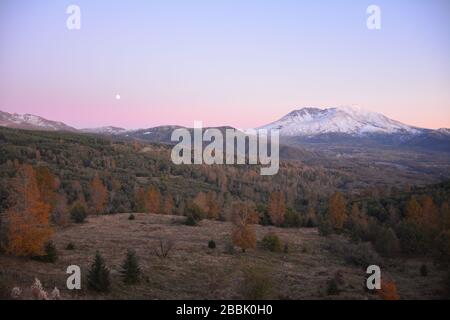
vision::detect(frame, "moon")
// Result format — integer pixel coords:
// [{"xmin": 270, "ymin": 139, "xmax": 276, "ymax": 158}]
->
[{"xmin": 115, "ymin": 94, "xmax": 121, "ymax": 100}]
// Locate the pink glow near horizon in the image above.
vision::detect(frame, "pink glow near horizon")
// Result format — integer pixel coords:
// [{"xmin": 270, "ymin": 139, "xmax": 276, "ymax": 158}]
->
[{"xmin": 0, "ymin": 0, "xmax": 449, "ymax": 130}]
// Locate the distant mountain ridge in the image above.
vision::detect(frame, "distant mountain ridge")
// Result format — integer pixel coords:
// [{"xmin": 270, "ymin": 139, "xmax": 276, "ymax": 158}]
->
[
  {"xmin": 0, "ymin": 110, "xmax": 77, "ymax": 132},
  {"xmin": 1, "ymin": 108, "xmax": 449, "ymax": 152},
  {"xmin": 80, "ymin": 126, "xmax": 128, "ymax": 135}
]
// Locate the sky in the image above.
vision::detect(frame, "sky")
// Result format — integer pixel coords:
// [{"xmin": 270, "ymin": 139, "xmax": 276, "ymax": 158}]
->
[{"xmin": 0, "ymin": 0, "xmax": 449, "ymax": 129}]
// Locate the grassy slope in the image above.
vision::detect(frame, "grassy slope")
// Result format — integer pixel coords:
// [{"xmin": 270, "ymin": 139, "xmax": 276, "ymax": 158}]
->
[{"xmin": 0, "ymin": 213, "xmax": 445, "ymax": 300}]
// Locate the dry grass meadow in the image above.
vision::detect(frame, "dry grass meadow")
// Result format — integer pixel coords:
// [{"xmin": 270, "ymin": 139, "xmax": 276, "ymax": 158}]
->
[{"xmin": 0, "ymin": 213, "xmax": 446, "ymax": 300}]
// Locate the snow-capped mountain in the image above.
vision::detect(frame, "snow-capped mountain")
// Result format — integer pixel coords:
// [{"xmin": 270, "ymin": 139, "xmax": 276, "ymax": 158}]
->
[
  {"xmin": 0, "ymin": 110, "xmax": 127, "ymax": 134},
  {"xmin": 438, "ymin": 128, "xmax": 450, "ymax": 135},
  {"xmin": 258, "ymin": 106, "xmax": 420, "ymax": 137},
  {"xmin": 81, "ymin": 126, "xmax": 128, "ymax": 135},
  {"xmin": 0, "ymin": 110, "xmax": 77, "ymax": 132},
  {"xmin": 1, "ymin": 108, "xmax": 448, "ymax": 152}
]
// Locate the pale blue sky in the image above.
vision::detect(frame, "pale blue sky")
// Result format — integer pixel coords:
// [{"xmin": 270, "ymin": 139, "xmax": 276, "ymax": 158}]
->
[{"xmin": 0, "ymin": 0, "xmax": 449, "ymax": 129}]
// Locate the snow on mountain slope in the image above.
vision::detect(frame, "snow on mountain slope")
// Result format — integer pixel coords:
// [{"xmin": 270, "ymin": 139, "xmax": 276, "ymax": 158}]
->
[
  {"xmin": 438, "ymin": 128, "xmax": 450, "ymax": 135},
  {"xmin": 81, "ymin": 126, "xmax": 128, "ymax": 135},
  {"xmin": 0, "ymin": 110, "xmax": 77, "ymax": 132},
  {"xmin": 258, "ymin": 106, "xmax": 421, "ymax": 136}
]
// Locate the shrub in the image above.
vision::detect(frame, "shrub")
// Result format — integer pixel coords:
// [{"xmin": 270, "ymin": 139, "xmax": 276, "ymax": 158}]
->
[
  {"xmin": 208, "ymin": 240, "xmax": 216, "ymax": 249},
  {"xmin": 50, "ymin": 287, "xmax": 61, "ymax": 300},
  {"xmin": 33, "ymin": 241, "xmax": 58, "ymax": 263},
  {"xmin": 184, "ymin": 204, "xmax": 204, "ymax": 226},
  {"xmin": 283, "ymin": 209, "xmax": 301, "ymax": 228},
  {"xmin": 10, "ymin": 287, "xmax": 22, "ymax": 300},
  {"xmin": 344, "ymin": 242, "xmax": 381, "ymax": 267},
  {"xmin": 377, "ymin": 280, "xmax": 400, "ymax": 300},
  {"xmin": 153, "ymin": 238, "xmax": 174, "ymax": 259},
  {"xmin": 326, "ymin": 240, "xmax": 381, "ymax": 268},
  {"xmin": 261, "ymin": 233, "xmax": 282, "ymax": 252},
  {"xmin": 420, "ymin": 264, "xmax": 428, "ymax": 277},
  {"xmin": 70, "ymin": 203, "xmax": 87, "ymax": 223},
  {"xmin": 185, "ymin": 215, "xmax": 198, "ymax": 226},
  {"xmin": 257, "ymin": 205, "xmax": 271, "ymax": 226},
  {"xmin": 66, "ymin": 242, "xmax": 75, "ymax": 250},
  {"xmin": 305, "ymin": 217, "xmax": 316, "ymax": 228},
  {"xmin": 87, "ymin": 251, "xmax": 110, "ymax": 292},
  {"xmin": 30, "ymin": 278, "xmax": 48, "ymax": 300},
  {"xmin": 241, "ymin": 266, "xmax": 273, "ymax": 300},
  {"xmin": 128, "ymin": 214, "xmax": 135, "ymax": 220},
  {"xmin": 43, "ymin": 241, "xmax": 58, "ymax": 262},
  {"xmin": 333, "ymin": 270, "xmax": 345, "ymax": 286},
  {"xmin": 445, "ymin": 271, "xmax": 450, "ymax": 299},
  {"xmin": 318, "ymin": 216, "xmax": 333, "ymax": 236},
  {"xmin": 224, "ymin": 242, "xmax": 235, "ymax": 255},
  {"xmin": 326, "ymin": 278, "xmax": 340, "ymax": 296},
  {"xmin": 120, "ymin": 249, "xmax": 141, "ymax": 284}
]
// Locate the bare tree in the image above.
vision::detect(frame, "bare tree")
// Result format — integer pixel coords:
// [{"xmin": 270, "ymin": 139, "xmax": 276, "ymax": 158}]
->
[{"xmin": 153, "ymin": 237, "xmax": 174, "ymax": 258}]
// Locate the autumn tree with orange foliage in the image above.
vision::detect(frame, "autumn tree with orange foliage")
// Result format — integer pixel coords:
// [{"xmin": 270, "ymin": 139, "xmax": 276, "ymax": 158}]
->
[
  {"xmin": 146, "ymin": 186, "xmax": 161, "ymax": 214},
  {"xmin": 405, "ymin": 197, "xmax": 422, "ymax": 225},
  {"xmin": 89, "ymin": 172, "xmax": 108, "ymax": 215},
  {"xmin": 163, "ymin": 194, "xmax": 174, "ymax": 215},
  {"xmin": 193, "ymin": 192, "xmax": 208, "ymax": 214},
  {"xmin": 192, "ymin": 191, "xmax": 221, "ymax": 220},
  {"xmin": 420, "ymin": 196, "xmax": 439, "ymax": 232},
  {"xmin": 405, "ymin": 196, "xmax": 439, "ymax": 234},
  {"xmin": 134, "ymin": 187, "xmax": 146, "ymax": 212},
  {"xmin": 35, "ymin": 166, "xmax": 59, "ymax": 211},
  {"xmin": 328, "ymin": 192, "xmax": 347, "ymax": 230},
  {"xmin": 377, "ymin": 280, "xmax": 400, "ymax": 300},
  {"xmin": 231, "ymin": 202, "xmax": 259, "ymax": 252},
  {"xmin": 206, "ymin": 191, "xmax": 220, "ymax": 220},
  {"xmin": 3, "ymin": 164, "xmax": 53, "ymax": 257},
  {"xmin": 268, "ymin": 191, "xmax": 286, "ymax": 227}
]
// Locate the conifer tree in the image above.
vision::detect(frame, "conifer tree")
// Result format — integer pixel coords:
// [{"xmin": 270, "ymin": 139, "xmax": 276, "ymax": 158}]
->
[
  {"xmin": 87, "ymin": 251, "xmax": 110, "ymax": 292},
  {"xmin": 120, "ymin": 249, "xmax": 141, "ymax": 284}
]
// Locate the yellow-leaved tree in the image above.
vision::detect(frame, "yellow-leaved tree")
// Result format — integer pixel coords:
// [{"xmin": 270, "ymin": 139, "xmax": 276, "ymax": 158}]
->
[
  {"xmin": 145, "ymin": 186, "xmax": 161, "ymax": 214},
  {"xmin": 4, "ymin": 164, "xmax": 53, "ymax": 256},
  {"xmin": 268, "ymin": 191, "xmax": 286, "ymax": 227},
  {"xmin": 329, "ymin": 192, "xmax": 347, "ymax": 230},
  {"xmin": 90, "ymin": 172, "xmax": 108, "ymax": 215},
  {"xmin": 231, "ymin": 202, "xmax": 259, "ymax": 252}
]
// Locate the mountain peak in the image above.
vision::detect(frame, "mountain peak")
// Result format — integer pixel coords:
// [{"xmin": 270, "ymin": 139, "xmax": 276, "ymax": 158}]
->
[
  {"xmin": 259, "ymin": 106, "xmax": 420, "ymax": 136},
  {"xmin": 0, "ymin": 110, "xmax": 76, "ymax": 132}
]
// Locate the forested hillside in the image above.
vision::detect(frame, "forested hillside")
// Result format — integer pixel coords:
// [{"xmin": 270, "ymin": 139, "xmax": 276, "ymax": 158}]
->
[
  {"xmin": 0, "ymin": 127, "xmax": 353, "ymax": 217},
  {"xmin": 0, "ymin": 126, "xmax": 449, "ymax": 300}
]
